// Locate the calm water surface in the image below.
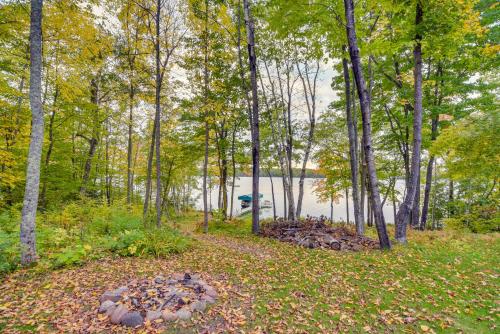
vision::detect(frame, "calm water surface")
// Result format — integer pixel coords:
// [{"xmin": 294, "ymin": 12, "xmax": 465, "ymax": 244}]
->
[{"xmin": 194, "ymin": 177, "xmax": 399, "ymax": 223}]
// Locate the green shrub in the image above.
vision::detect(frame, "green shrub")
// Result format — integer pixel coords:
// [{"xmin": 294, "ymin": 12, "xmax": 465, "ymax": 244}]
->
[
  {"xmin": 49, "ymin": 244, "xmax": 90, "ymax": 269},
  {"xmin": 0, "ymin": 230, "xmax": 18, "ymax": 274},
  {"xmin": 444, "ymin": 204, "xmax": 500, "ymax": 233},
  {"xmin": 0, "ymin": 201, "xmax": 192, "ymax": 275},
  {"xmin": 140, "ymin": 227, "xmax": 191, "ymax": 257}
]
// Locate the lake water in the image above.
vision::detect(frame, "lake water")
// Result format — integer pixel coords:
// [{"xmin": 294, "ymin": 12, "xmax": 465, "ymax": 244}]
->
[{"xmin": 194, "ymin": 177, "xmax": 399, "ymax": 223}]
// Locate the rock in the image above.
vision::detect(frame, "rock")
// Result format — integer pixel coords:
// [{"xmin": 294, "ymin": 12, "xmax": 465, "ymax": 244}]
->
[
  {"xmin": 184, "ymin": 273, "xmax": 191, "ymax": 280},
  {"xmin": 110, "ymin": 304, "xmax": 128, "ymax": 324},
  {"xmin": 201, "ymin": 295, "xmax": 216, "ymax": 304},
  {"xmin": 204, "ymin": 287, "xmax": 218, "ymax": 299},
  {"xmin": 100, "ymin": 290, "xmax": 122, "ymax": 303},
  {"xmin": 171, "ymin": 273, "xmax": 184, "ymax": 281},
  {"xmin": 115, "ymin": 286, "xmax": 129, "ymax": 294},
  {"xmin": 146, "ymin": 310, "xmax": 162, "ymax": 321},
  {"xmin": 100, "ymin": 286, "xmax": 128, "ymax": 303},
  {"xmin": 98, "ymin": 300, "xmax": 115, "ymax": 313},
  {"xmin": 190, "ymin": 300, "xmax": 206, "ymax": 313},
  {"xmin": 196, "ymin": 279, "xmax": 207, "ymax": 286},
  {"xmin": 105, "ymin": 304, "xmax": 117, "ymax": 316},
  {"xmin": 175, "ymin": 308, "xmax": 192, "ymax": 321},
  {"xmin": 121, "ymin": 311, "xmax": 143, "ymax": 328},
  {"xmin": 154, "ymin": 276, "xmax": 165, "ymax": 284},
  {"xmin": 297, "ymin": 236, "xmax": 318, "ymax": 249},
  {"xmin": 162, "ymin": 310, "xmax": 178, "ymax": 322}
]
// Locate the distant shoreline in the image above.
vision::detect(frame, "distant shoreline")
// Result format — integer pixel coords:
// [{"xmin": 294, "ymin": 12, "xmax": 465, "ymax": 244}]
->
[{"xmin": 236, "ymin": 168, "xmax": 325, "ymax": 179}]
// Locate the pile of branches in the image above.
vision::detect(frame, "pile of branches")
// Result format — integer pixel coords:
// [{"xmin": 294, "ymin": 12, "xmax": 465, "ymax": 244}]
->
[{"xmin": 260, "ymin": 216, "xmax": 379, "ymax": 251}]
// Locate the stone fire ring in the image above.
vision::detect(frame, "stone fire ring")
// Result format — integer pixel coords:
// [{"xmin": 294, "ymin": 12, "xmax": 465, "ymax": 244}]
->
[{"xmin": 98, "ymin": 272, "xmax": 218, "ymax": 328}]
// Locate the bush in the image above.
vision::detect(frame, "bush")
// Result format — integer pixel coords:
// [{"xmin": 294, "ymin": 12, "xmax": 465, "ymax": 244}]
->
[
  {"xmin": 49, "ymin": 244, "xmax": 90, "ymax": 269},
  {"xmin": 0, "ymin": 201, "xmax": 192, "ymax": 275},
  {"xmin": 0, "ymin": 230, "xmax": 18, "ymax": 274},
  {"xmin": 444, "ymin": 204, "xmax": 500, "ymax": 233}
]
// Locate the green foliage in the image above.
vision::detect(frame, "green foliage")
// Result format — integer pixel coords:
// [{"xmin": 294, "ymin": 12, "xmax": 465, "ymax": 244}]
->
[
  {"xmin": 0, "ymin": 202, "xmax": 192, "ymax": 275},
  {"xmin": 444, "ymin": 203, "xmax": 500, "ymax": 233}
]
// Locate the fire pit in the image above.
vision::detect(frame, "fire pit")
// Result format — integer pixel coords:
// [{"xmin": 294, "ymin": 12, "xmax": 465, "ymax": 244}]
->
[{"xmin": 98, "ymin": 272, "xmax": 218, "ymax": 328}]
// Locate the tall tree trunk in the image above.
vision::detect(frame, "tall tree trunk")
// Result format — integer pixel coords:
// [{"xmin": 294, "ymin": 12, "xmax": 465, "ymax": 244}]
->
[
  {"xmin": 421, "ymin": 64, "xmax": 442, "ymax": 229},
  {"xmin": 80, "ymin": 137, "xmax": 98, "ymax": 194},
  {"xmin": 395, "ymin": 1, "xmax": 423, "ymax": 243},
  {"xmin": 80, "ymin": 79, "xmax": 99, "ymax": 195},
  {"xmin": 105, "ymin": 119, "xmax": 111, "ymax": 205},
  {"xmin": 243, "ymin": 0, "xmax": 260, "ymax": 234},
  {"xmin": 21, "ymin": 0, "xmax": 43, "ymax": 265},
  {"xmin": 342, "ymin": 55, "xmax": 364, "ymax": 234},
  {"xmin": 411, "ymin": 173, "xmax": 421, "ymax": 228},
  {"xmin": 295, "ymin": 62, "xmax": 319, "ymax": 219},
  {"xmin": 220, "ymin": 132, "xmax": 228, "ymax": 220},
  {"xmin": 343, "ymin": 0, "xmax": 391, "ymax": 249},
  {"xmin": 268, "ymin": 169, "xmax": 277, "ymax": 220},
  {"xmin": 392, "ymin": 184, "xmax": 397, "ymax": 224},
  {"xmin": 40, "ymin": 85, "xmax": 58, "ymax": 210},
  {"xmin": 127, "ymin": 84, "xmax": 134, "ymax": 205},
  {"xmin": 420, "ymin": 121, "xmax": 436, "ymax": 230},
  {"xmin": 330, "ymin": 194, "xmax": 333, "ymax": 222},
  {"xmin": 153, "ymin": 0, "xmax": 162, "ymax": 228},
  {"xmin": 143, "ymin": 118, "xmax": 156, "ymax": 222},
  {"xmin": 202, "ymin": 0, "xmax": 210, "ymax": 233},
  {"xmin": 360, "ymin": 144, "xmax": 366, "ymax": 222},
  {"xmin": 229, "ymin": 124, "xmax": 237, "ymax": 220},
  {"xmin": 346, "ymin": 188, "xmax": 350, "ymax": 223},
  {"xmin": 282, "ymin": 176, "xmax": 287, "ymax": 219}
]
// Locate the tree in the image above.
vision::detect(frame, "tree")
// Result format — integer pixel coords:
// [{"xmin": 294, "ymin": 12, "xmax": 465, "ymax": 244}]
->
[
  {"xmin": 343, "ymin": 0, "xmax": 391, "ymax": 249},
  {"xmin": 394, "ymin": 1, "xmax": 423, "ymax": 244},
  {"xmin": 342, "ymin": 53, "xmax": 364, "ymax": 235},
  {"xmin": 20, "ymin": 0, "xmax": 43, "ymax": 265},
  {"xmin": 243, "ymin": 0, "xmax": 260, "ymax": 234}
]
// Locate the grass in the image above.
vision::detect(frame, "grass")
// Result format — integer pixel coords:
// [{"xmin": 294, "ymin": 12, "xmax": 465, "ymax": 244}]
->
[{"xmin": 0, "ymin": 209, "xmax": 498, "ymax": 333}]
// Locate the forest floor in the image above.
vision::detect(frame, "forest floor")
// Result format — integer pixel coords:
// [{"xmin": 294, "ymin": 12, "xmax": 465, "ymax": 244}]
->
[{"xmin": 0, "ymin": 213, "xmax": 499, "ymax": 333}]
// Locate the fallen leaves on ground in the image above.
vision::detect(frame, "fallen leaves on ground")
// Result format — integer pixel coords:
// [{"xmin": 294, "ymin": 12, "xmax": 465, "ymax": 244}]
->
[{"xmin": 0, "ymin": 225, "xmax": 498, "ymax": 333}]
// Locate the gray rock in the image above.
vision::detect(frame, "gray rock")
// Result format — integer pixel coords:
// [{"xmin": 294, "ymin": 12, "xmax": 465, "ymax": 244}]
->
[
  {"xmin": 154, "ymin": 276, "xmax": 165, "ymax": 284},
  {"xmin": 121, "ymin": 311, "xmax": 143, "ymax": 328},
  {"xmin": 100, "ymin": 286, "xmax": 128, "ymax": 303},
  {"xmin": 98, "ymin": 300, "xmax": 115, "ymax": 313},
  {"xmin": 110, "ymin": 304, "xmax": 128, "ymax": 324},
  {"xmin": 171, "ymin": 273, "xmax": 184, "ymax": 281},
  {"xmin": 146, "ymin": 310, "xmax": 162, "ymax": 321},
  {"xmin": 115, "ymin": 286, "xmax": 129, "ymax": 294},
  {"xmin": 204, "ymin": 287, "xmax": 218, "ymax": 299},
  {"xmin": 100, "ymin": 290, "xmax": 122, "ymax": 303},
  {"xmin": 201, "ymin": 295, "xmax": 216, "ymax": 304},
  {"xmin": 196, "ymin": 279, "xmax": 207, "ymax": 286},
  {"xmin": 105, "ymin": 304, "xmax": 117, "ymax": 316},
  {"xmin": 175, "ymin": 308, "xmax": 192, "ymax": 321},
  {"xmin": 162, "ymin": 310, "xmax": 178, "ymax": 322},
  {"xmin": 189, "ymin": 273, "xmax": 201, "ymax": 281},
  {"xmin": 190, "ymin": 300, "xmax": 206, "ymax": 313}
]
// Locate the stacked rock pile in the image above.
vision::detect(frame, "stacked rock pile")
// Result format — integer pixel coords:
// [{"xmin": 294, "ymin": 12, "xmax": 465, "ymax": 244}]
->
[{"xmin": 98, "ymin": 272, "xmax": 218, "ymax": 328}]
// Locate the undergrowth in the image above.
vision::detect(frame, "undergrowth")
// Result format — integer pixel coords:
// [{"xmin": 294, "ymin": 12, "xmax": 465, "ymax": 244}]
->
[{"xmin": 0, "ymin": 200, "xmax": 192, "ymax": 275}]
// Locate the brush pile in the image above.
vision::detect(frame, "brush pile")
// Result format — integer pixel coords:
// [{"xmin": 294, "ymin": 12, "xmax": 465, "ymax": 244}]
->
[{"xmin": 260, "ymin": 216, "xmax": 379, "ymax": 251}]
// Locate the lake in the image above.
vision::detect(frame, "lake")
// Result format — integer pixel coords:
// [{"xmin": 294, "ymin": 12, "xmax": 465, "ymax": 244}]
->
[{"xmin": 194, "ymin": 176, "xmax": 399, "ymax": 223}]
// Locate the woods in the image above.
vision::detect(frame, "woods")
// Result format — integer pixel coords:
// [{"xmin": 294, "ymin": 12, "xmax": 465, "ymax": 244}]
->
[{"xmin": 0, "ymin": 0, "xmax": 498, "ymax": 332}]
